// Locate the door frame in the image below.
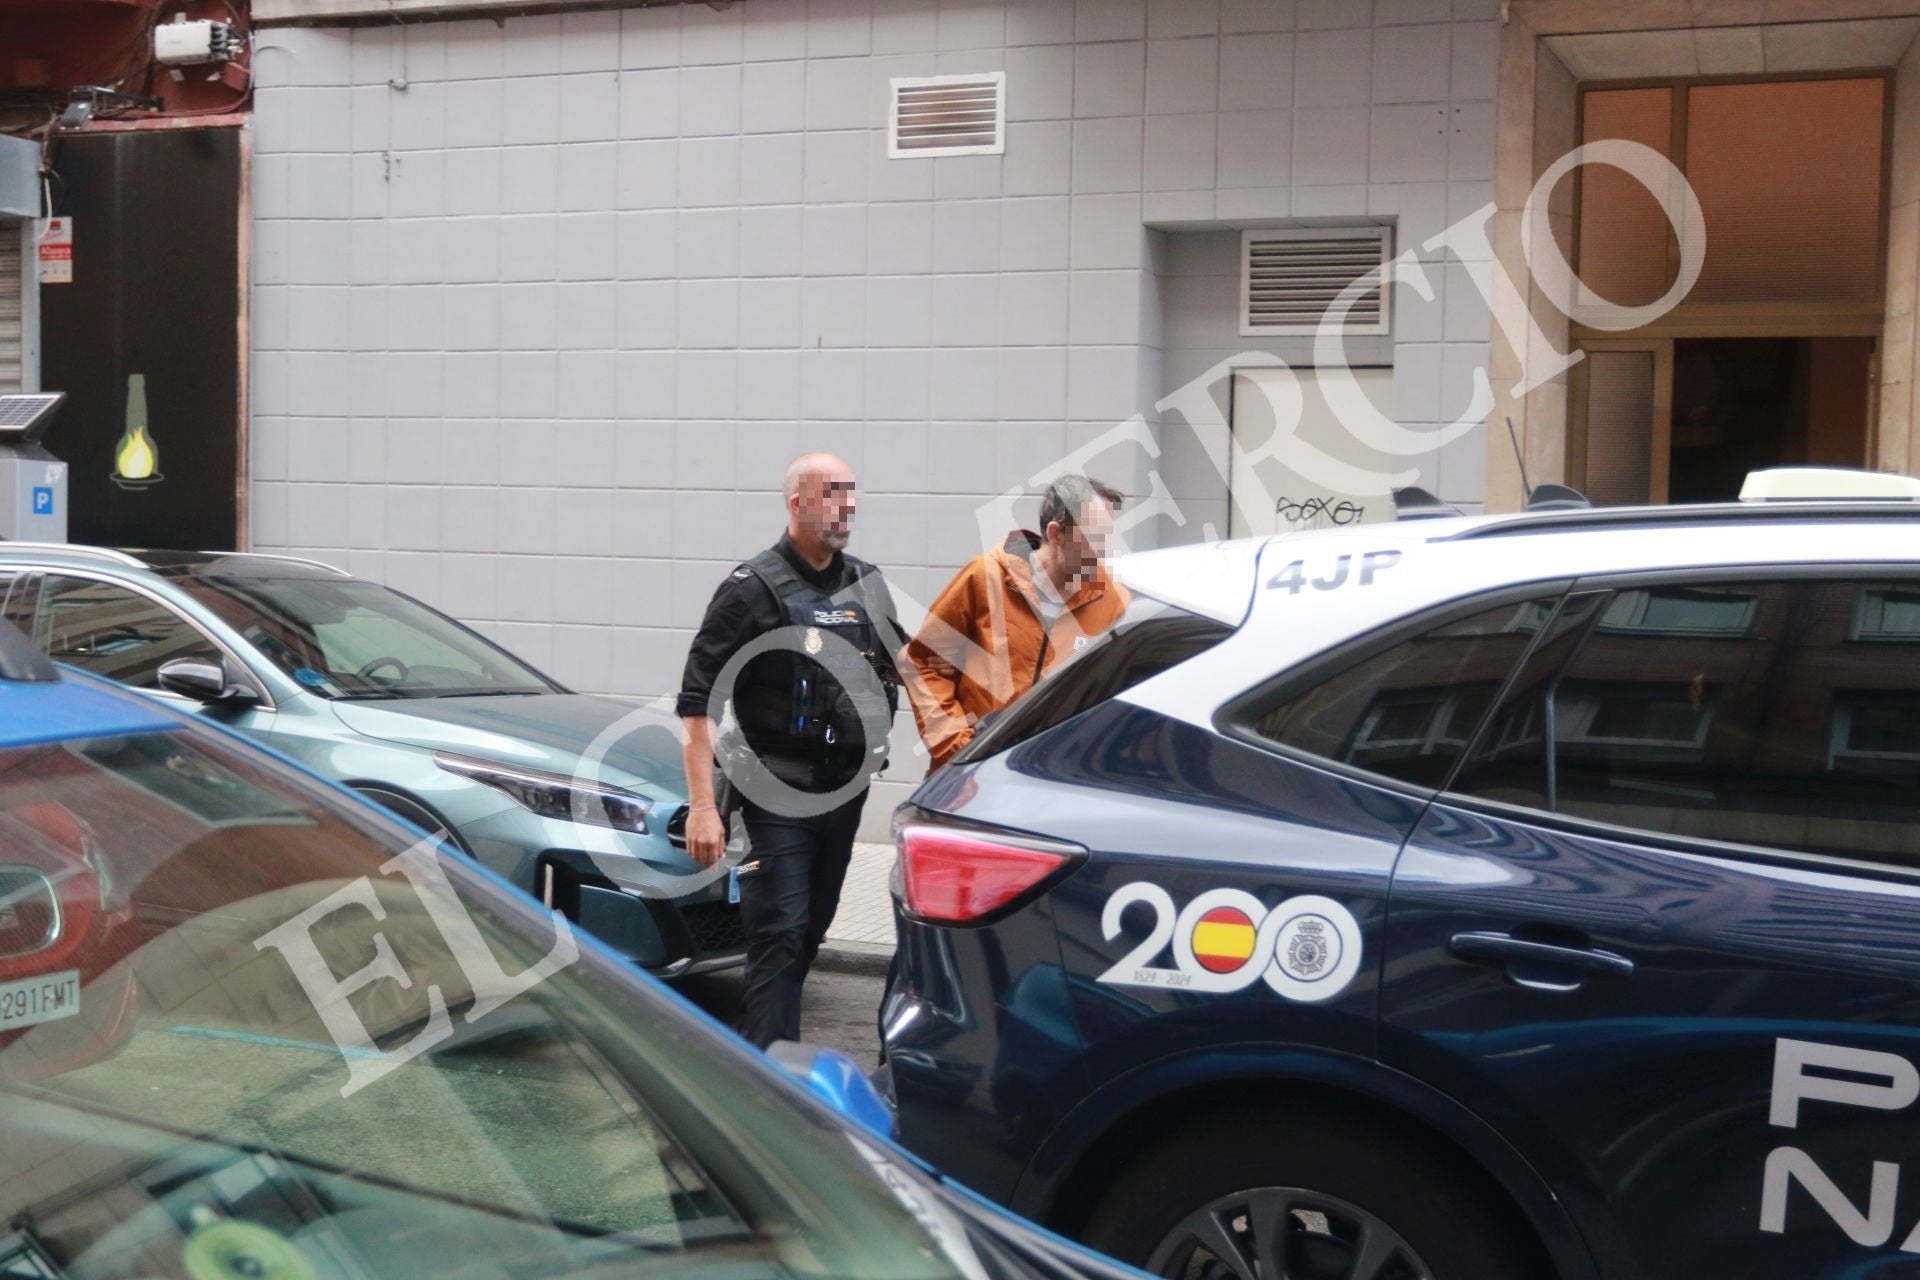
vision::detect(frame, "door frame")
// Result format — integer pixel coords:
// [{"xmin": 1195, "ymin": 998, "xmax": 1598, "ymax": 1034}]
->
[{"xmin": 1569, "ymin": 337, "xmax": 1673, "ymax": 504}]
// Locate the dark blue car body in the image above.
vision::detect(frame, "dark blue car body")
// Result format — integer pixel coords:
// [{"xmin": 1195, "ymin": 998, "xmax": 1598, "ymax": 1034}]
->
[{"xmin": 881, "ymin": 508, "xmax": 1920, "ymax": 1280}]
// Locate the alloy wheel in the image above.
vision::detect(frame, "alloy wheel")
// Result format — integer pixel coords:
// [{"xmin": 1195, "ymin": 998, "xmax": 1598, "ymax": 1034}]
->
[{"xmin": 1146, "ymin": 1186, "xmax": 1433, "ymax": 1280}]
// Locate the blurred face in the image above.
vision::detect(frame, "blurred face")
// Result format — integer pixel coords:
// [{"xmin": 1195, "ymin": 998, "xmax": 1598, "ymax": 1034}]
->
[
  {"xmin": 1052, "ymin": 497, "xmax": 1114, "ymax": 584},
  {"xmin": 791, "ymin": 463, "xmax": 857, "ymax": 550}
]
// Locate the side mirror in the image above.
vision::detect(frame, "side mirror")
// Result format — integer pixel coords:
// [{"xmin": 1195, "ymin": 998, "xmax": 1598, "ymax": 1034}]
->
[
  {"xmin": 157, "ymin": 657, "xmax": 259, "ymax": 706},
  {"xmin": 767, "ymin": 1041, "xmax": 896, "ymax": 1140}
]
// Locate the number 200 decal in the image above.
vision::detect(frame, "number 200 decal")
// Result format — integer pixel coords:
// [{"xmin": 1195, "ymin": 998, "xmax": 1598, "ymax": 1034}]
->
[{"xmin": 1096, "ymin": 884, "xmax": 1363, "ymax": 1002}]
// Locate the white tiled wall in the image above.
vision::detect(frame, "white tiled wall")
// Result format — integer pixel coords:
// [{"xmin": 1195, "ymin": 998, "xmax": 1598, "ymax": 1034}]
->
[{"xmin": 250, "ymin": 0, "xmax": 1500, "ymax": 716}]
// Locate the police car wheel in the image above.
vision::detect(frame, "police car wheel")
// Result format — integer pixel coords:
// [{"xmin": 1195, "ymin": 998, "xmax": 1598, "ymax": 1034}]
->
[{"xmin": 1083, "ymin": 1110, "xmax": 1537, "ymax": 1280}]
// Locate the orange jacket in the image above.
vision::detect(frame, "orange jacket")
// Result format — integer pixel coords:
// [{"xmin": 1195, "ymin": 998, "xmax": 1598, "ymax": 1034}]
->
[{"xmin": 906, "ymin": 531, "xmax": 1130, "ymax": 769}]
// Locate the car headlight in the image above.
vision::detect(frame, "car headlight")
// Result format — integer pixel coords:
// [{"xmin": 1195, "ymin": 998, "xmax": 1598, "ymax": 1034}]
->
[{"xmin": 434, "ymin": 752, "xmax": 653, "ymax": 835}]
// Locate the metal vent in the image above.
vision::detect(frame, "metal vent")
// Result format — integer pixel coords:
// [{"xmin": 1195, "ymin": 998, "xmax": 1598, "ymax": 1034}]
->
[
  {"xmin": 889, "ymin": 73, "xmax": 1005, "ymax": 158},
  {"xmin": 1240, "ymin": 227, "xmax": 1391, "ymax": 336}
]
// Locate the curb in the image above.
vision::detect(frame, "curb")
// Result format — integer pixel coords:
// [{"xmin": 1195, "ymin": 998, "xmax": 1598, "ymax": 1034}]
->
[{"xmin": 815, "ymin": 938, "xmax": 894, "ymax": 977}]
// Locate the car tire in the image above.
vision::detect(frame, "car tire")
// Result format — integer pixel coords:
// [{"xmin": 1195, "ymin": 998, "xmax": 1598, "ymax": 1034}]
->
[{"xmin": 1082, "ymin": 1107, "xmax": 1541, "ymax": 1280}]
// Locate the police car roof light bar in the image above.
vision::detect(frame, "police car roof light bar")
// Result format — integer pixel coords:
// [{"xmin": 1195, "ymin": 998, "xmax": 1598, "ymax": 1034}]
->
[{"xmin": 1740, "ymin": 467, "xmax": 1920, "ymax": 503}]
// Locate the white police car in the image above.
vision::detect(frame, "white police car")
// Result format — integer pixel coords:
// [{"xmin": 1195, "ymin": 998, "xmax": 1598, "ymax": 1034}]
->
[{"xmin": 882, "ymin": 469, "xmax": 1920, "ymax": 1280}]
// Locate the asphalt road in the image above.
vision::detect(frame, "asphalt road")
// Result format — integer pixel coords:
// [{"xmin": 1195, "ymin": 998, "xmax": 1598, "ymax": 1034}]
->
[{"xmin": 679, "ymin": 962, "xmax": 887, "ymax": 1067}]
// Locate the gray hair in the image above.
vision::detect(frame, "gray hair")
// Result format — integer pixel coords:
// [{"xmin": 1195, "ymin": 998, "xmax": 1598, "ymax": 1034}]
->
[{"xmin": 1038, "ymin": 475, "xmax": 1124, "ymax": 532}]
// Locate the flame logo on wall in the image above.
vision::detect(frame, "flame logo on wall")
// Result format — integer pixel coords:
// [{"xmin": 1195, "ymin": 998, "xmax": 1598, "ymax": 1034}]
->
[{"xmin": 112, "ymin": 373, "xmax": 163, "ymax": 490}]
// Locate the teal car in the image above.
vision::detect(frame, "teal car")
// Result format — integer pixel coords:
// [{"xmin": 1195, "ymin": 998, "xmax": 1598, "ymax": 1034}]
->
[{"xmin": 0, "ymin": 543, "xmax": 743, "ymax": 978}]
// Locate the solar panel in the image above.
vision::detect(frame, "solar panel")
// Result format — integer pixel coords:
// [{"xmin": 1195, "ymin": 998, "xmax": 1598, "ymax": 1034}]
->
[{"xmin": 0, "ymin": 393, "xmax": 65, "ymax": 443}]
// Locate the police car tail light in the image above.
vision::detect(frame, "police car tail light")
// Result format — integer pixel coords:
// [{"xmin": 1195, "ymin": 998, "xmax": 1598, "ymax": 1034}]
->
[{"xmin": 897, "ymin": 822, "xmax": 1079, "ymax": 923}]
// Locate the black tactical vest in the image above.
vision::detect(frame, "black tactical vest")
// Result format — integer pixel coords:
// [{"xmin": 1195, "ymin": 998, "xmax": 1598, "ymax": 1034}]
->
[{"xmin": 730, "ymin": 547, "xmax": 899, "ymax": 783}]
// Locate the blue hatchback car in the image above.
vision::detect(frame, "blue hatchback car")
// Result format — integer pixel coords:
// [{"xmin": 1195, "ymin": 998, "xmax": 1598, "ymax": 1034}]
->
[
  {"xmin": 0, "ymin": 621, "xmax": 1144, "ymax": 1280},
  {"xmin": 881, "ymin": 496, "xmax": 1920, "ymax": 1280}
]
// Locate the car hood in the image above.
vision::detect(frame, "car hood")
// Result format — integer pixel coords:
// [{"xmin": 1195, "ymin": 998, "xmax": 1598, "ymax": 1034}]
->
[{"xmin": 329, "ymin": 694, "xmax": 685, "ymax": 795}]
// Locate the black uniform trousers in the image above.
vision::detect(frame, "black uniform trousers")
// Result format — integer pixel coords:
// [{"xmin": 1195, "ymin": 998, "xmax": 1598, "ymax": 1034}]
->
[{"xmin": 735, "ymin": 790, "xmax": 866, "ymax": 1048}]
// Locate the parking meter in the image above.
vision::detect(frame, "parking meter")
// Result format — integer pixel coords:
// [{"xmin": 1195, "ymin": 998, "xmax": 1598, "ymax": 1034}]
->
[{"xmin": 0, "ymin": 393, "xmax": 67, "ymax": 543}]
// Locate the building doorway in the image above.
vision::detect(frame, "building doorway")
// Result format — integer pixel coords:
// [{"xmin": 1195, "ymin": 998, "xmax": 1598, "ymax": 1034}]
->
[
  {"xmin": 1572, "ymin": 336, "xmax": 1876, "ymax": 504},
  {"xmin": 1563, "ymin": 70, "xmax": 1890, "ymax": 505},
  {"xmin": 1669, "ymin": 337, "xmax": 1874, "ymax": 501}
]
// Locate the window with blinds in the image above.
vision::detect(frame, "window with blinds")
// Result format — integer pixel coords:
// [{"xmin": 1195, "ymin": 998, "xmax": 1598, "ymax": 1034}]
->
[
  {"xmin": 1240, "ymin": 227, "xmax": 1391, "ymax": 337},
  {"xmin": 0, "ymin": 224, "xmax": 21, "ymax": 394}
]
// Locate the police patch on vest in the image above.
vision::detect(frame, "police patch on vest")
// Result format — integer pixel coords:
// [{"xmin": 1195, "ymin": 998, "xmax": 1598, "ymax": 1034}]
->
[{"xmin": 812, "ymin": 608, "xmax": 861, "ymax": 626}]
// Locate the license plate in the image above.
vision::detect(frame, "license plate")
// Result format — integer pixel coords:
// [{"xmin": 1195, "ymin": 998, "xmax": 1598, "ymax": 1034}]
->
[
  {"xmin": 727, "ymin": 868, "xmax": 741, "ymax": 904},
  {"xmin": 0, "ymin": 970, "xmax": 79, "ymax": 1032}
]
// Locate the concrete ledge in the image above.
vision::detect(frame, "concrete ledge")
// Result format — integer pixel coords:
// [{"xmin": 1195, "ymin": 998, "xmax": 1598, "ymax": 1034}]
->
[
  {"xmin": 814, "ymin": 938, "xmax": 893, "ymax": 978},
  {"xmin": 255, "ymin": 0, "xmax": 675, "ymax": 27}
]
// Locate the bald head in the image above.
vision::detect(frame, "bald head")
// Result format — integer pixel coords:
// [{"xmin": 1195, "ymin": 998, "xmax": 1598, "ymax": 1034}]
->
[
  {"xmin": 784, "ymin": 451, "xmax": 857, "ymax": 563},
  {"xmin": 783, "ymin": 451, "xmax": 851, "ymax": 501}
]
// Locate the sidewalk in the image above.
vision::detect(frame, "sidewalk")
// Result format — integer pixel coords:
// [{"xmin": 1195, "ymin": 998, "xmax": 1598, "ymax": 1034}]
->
[{"xmin": 818, "ymin": 841, "xmax": 897, "ymax": 975}]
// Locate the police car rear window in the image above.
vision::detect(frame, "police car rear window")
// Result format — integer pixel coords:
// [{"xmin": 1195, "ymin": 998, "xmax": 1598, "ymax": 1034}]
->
[
  {"xmin": 1235, "ymin": 596, "xmax": 1560, "ymax": 790},
  {"xmin": 949, "ymin": 604, "xmax": 1233, "ymax": 766}
]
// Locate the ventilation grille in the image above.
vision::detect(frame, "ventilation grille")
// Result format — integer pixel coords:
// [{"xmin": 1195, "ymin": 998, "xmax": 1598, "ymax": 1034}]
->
[
  {"xmin": 889, "ymin": 73, "xmax": 1005, "ymax": 159},
  {"xmin": 1241, "ymin": 227, "xmax": 1391, "ymax": 336}
]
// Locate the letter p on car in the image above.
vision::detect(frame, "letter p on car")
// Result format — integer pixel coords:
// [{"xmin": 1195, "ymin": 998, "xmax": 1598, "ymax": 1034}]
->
[{"xmin": 1771, "ymin": 1038, "xmax": 1920, "ymax": 1129}]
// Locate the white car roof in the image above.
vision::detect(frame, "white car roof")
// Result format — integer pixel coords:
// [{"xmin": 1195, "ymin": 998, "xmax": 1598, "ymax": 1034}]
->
[{"xmin": 1115, "ymin": 503, "xmax": 1920, "ymax": 730}]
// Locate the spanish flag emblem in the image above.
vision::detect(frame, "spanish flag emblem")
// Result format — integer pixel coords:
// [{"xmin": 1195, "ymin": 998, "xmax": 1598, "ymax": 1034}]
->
[{"xmin": 1191, "ymin": 906, "xmax": 1258, "ymax": 974}]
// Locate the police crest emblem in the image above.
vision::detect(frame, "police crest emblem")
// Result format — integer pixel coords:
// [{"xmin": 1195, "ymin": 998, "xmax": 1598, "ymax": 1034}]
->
[
  {"xmin": 1283, "ymin": 917, "xmax": 1333, "ymax": 978},
  {"xmin": 1282, "ymin": 909, "xmax": 1344, "ymax": 982},
  {"xmin": 804, "ymin": 627, "xmax": 823, "ymax": 655}
]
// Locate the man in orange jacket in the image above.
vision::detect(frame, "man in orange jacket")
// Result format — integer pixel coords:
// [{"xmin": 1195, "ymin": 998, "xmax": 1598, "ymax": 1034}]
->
[{"xmin": 907, "ymin": 475, "xmax": 1130, "ymax": 770}]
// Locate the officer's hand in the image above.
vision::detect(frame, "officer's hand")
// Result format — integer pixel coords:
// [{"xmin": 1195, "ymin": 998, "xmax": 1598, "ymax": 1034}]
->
[{"xmin": 687, "ymin": 807, "xmax": 728, "ymax": 868}]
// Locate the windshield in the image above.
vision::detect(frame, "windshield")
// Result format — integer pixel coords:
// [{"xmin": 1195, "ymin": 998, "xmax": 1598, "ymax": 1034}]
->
[
  {"xmin": 0, "ymin": 725, "xmax": 983, "ymax": 1280},
  {"xmin": 180, "ymin": 575, "xmax": 556, "ymax": 699}
]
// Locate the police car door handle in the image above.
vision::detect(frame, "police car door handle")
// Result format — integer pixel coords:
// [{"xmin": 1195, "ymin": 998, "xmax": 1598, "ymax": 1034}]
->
[{"xmin": 1449, "ymin": 931, "xmax": 1635, "ymax": 984}]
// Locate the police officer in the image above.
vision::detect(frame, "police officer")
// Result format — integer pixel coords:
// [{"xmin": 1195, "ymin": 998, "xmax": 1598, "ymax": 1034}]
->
[{"xmin": 677, "ymin": 451, "xmax": 904, "ymax": 1048}]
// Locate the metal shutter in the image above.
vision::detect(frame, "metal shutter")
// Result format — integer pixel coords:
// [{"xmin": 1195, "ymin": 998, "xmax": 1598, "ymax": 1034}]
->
[{"xmin": 0, "ymin": 224, "xmax": 21, "ymax": 393}]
